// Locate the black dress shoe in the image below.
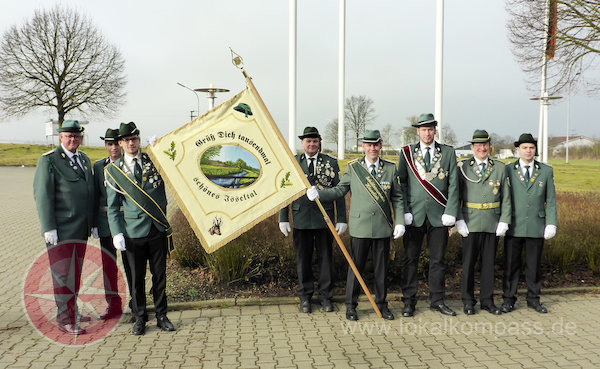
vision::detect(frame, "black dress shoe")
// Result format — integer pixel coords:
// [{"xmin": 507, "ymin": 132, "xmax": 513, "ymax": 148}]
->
[
  {"xmin": 481, "ymin": 304, "xmax": 502, "ymax": 315},
  {"xmin": 132, "ymin": 319, "xmax": 146, "ymax": 335},
  {"xmin": 527, "ymin": 301, "xmax": 548, "ymax": 314},
  {"xmin": 380, "ymin": 307, "xmax": 395, "ymax": 320},
  {"xmin": 430, "ymin": 303, "xmax": 456, "ymax": 316},
  {"xmin": 57, "ymin": 323, "xmax": 86, "ymax": 335},
  {"xmin": 463, "ymin": 304, "xmax": 475, "ymax": 315},
  {"xmin": 77, "ymin": 314, "xmax": 92, "ymax": 322},
  {"xmin": 321, "ymin": 299, "xmax": 334, "ymax": 312},
  {"xmin": 157, "ymin": 315, "xmax": 176, "ymax": 331},
  {"xmin": 128, "ymin": 314, "xmax": 148, "ymax": 324},
  {"xmin": 500, "ymin": 302, "xmax": 514, "ymax": 313},
  {"xmin": 402, "ymin": 305, "xmax": 415, "ymax": 317},
  {"xmin": 300, "ymin": 299, "xmax": 312, "ymax": 313},
  {"xmin": 100, "ymin": 306, "xmax": 123, "ymax": 320},
  {"xmin": 346, "ymin": 308, "xmax": 358, "ymax": 321}
]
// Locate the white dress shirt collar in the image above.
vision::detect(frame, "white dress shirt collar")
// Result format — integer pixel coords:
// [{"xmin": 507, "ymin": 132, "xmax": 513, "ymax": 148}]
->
[{"xmin": 364, "ymin": 157, "xmax": 380, "ymax": 171}]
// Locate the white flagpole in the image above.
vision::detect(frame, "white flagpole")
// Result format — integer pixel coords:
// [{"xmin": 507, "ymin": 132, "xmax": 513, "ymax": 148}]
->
[
  {"xmin": 538, "ymin": 0, "xmax": 550, "ymax": 162},
  {"xmin": 435, "ymin": 0, "xmax": 444, "ymax": 143},
  {"xmin": 338, "ymin": 0, "xmax": 346, "ymax": 160},
  {"xmin": 289, "ymin": 0, "xmax": 297, "ymax": 153}
]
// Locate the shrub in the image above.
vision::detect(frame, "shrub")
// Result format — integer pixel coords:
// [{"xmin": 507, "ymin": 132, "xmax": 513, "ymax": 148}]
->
[
  {"xmin": 171, "ymin": 208, "xmax": 207, "ymax": 268},
  {"xmin": 542, "ymin": 192, "xmax": 600, "ymax": 273}
]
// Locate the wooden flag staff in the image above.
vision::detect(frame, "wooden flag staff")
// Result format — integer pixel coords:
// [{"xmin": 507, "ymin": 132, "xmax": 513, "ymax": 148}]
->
[{"xmin": 231, "ymin": 49, "xmax": 382, "ymax": 319}]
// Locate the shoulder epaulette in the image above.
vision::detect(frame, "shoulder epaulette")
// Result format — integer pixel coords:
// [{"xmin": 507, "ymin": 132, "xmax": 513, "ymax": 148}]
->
[
  {"xmin": 42, "ymin": 150, "xmax": 54, "ymax": 156},
  {"xmin": 323, "ymin": 153, "xmax": 337, "ymax": 160},
  {"xmin": 347, "ymin": 158, "xmax": 360, "ymax": 164},
  {"xmin": 381, "ymin": 158, "xmax": 395, "ymax": 165}
]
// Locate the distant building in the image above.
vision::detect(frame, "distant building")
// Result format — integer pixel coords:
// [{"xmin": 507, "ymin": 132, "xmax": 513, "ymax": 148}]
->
[
  {"xmin": 455, "ymin": 143, "xmax": 471, "ymax": 158},
  {"xmin": 550, "ymin": 136, "xmax": 598, "ymax": 154},
  {"xmin": 495, "ymin": 148, "xmax": 515, "ymax": 159}
]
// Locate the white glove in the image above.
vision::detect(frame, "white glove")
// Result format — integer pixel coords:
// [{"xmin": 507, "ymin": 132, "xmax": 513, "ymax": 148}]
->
[
  {"xmin": 393, "ymin": 224, "xmax": 406, "ymax": 239},
  {"xmin": 91, "ymin": 227, "xmax": 99, "ymax": 239},
  {"xmin": 44, "ymin": 229, "xmax": 58, "ymax": 245},
  {"xmin": 404, "ymin": 213, "xmax": 413, "ymax": 226},
  {"xmin": 544, "ymin": 224, "xmax": 557, "ymax": 240},
  {"xmin": 113, "ymin": 233, "xmax": 126, "ymax": 251},
  {"xmin": 279, "ymin": 222, "xmax": 291, "ymax": 237},
  {"xmin": 495, "ymin": 222, "xmax": 509, "ymax": 237},
  {"xmin": 455, "ymin": 220, "xmax": 469, "ymax": 237},
  {"xmin": 441, "ymin": 214, "xmax": 456, "ymax": 227},
  {"xmin": 306, "ymin": 186, "xmax": 319, "ymax": 201},
  {"xmin": 335, "ymin": 222, "xmax": 348, "ymax": 235}
]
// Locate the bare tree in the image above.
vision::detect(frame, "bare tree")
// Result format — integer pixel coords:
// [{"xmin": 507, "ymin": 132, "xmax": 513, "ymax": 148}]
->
[
  {"xmin": 380, "ymin": 123, "xmax": 400, "ymax": 148},
  {"xmin": 490, "ymin": 133, "xmax": 516, "ymax": 150},
  {"xmin": 441, "ymin": 125, "xmax": 458, "ymax": 146},
  {"xmin": 399, "ymin": 115, "xmax": 419, "ymax": 146},
  {"xmin": 506, "ymin": 0, "xmax": 600, "ymax": 95},
  {"xmin": 345, "ymin": 95, "xmax": 376, "ymax": 152},
  {"xmin": 324, "ymin": 118, "xmax": 350, "ymax": 151},
  {"xmin": 0, "ymin": 6, "xmax": 126, "ymax": 126}
]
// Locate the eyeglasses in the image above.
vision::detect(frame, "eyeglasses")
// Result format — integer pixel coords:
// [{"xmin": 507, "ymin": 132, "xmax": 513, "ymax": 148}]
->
[
  {"xmin": 121, "ymin": 136, "xmax": 140, "ymax": 143},
  {"xmin": 63, "ymin": 134, "xmax": 83, "ymax": 140}
]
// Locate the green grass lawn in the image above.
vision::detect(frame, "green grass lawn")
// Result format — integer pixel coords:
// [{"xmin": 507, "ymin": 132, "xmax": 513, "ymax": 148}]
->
[
  {"xmin": 2, "ymin": 143, "xmax": 597, "ymax": 193},
  {"xmin": 328, "ymin": 151, "xmax": 599, "ymax": 194},
  {"xmin": 0, "ymin": 143, "xmax": 108, "ymax": 166}
]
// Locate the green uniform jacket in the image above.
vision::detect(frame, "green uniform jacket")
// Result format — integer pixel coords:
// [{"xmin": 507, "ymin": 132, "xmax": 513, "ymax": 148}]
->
[
  {"xmin": 457, "ymin": 157, "xmax": 511, "ymax": 233},
  {"xmin": 106, "ymin": 153, "xmax": 168, "ymax": 238},
  {"xmin": 396, "ymin": 142, "xmax": 460, "ymax": 227},
  {"xmin": 93, "ymin": 157, "xmax": 115, "ymax": 238},
  {"xmin": 505, "ymin": 160, "xmax": 557, "ymax": 238},
  {"xmin": 33, "ymin": 146, "xmax": 94, "ymax": 240},
  {"xmin": 279, "ymin": 153, "xmax": 347, "ymax": 229},
  {"xmin": 318, "ymin": 158, "xmax": 404, "ymax": 239}
]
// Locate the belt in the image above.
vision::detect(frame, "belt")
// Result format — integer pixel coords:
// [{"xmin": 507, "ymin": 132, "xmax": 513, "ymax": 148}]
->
[
  {"xmin": 101, "ymin": 206, "xmax": 124, "ymax": 212},
  {"xmin": 463, "ymin": 202, "xmax": 500, "ymax": 210}
]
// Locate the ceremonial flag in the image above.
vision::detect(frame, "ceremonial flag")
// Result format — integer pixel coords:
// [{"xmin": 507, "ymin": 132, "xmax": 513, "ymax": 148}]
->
[
  {"xmin": 146, "ymin": 87, "xmax": 307, "ymax": 253},
  {"xmin": 546, "ymin": 0, "xmax": 558, "ymax": 60}
]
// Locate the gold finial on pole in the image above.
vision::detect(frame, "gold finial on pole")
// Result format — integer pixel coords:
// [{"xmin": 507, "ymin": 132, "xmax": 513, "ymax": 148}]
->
[{"xmin": 230, "ymin": 47, "xmax": 248, "ymax": 78}]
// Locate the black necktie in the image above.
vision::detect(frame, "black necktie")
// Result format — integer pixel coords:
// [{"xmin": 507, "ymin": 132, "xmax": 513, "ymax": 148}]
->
[
  {"xmin": 72, "ymin": 154, "xmax": 84, "ymax": 175},
  {"xmin": 134, "ymin": 158, "xmax": 142, "ymax": 183},
  {"xmin": 480, "ymin": 162, "xmax": 486, "ymax": 175},
  {"xmin": 308, "ymin": 158, "xmax": 315, "ymax": 176},
  {"xmin": 370, "ymin": 164, "xmax": 377, "ymax": 177},
  {"xmin": 424, "ymin": 147, "xmax": 431, "ymax": 172},
  {"xmin": 524, "ymin": 165, "xmax": 530, "ymax": 182}
]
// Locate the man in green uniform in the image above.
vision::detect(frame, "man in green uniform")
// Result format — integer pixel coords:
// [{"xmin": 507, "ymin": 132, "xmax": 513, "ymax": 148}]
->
[
  {"xmin": 501, "ymin": 133, "xmax": 557, "ymax": 314},
  {"xmin": 307, "ymin": 130, "xmax": 404, "ymax": 321},
  {"xmin": 455, "ymin": 130, "xmax": 511, "ymax": 315},
  {"xmin": 33, "ymin": 120, "xmax": 94, "ymax": 335},
  {"xmin": 92, "ymin": 128, "xmax": 135, "ymax": 321},
  {"xmin": 397, "ymin": 113, "xmax": 460, "ymax": 317},
  {"xmin": 279, "ymin": 127, "xmax": 347, "ymax": 313},
  {"xmin": 106, "ymin": 122, "xmax": 175, "ymax": 335}
]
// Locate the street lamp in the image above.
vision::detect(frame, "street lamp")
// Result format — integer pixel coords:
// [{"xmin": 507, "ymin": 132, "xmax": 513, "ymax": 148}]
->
[
  {"xmin": 195, "ymin": 83, "xmax": 230, "ymax": 110},
  {"xmin": 177, "ymin": 82, "xmax": 200, "ymax": 120}
]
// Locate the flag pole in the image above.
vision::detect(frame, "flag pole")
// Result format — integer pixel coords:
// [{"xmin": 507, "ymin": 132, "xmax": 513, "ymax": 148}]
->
[{"xmin": 230, "ymin": 50, "xmax": 382, "ymax": 319}]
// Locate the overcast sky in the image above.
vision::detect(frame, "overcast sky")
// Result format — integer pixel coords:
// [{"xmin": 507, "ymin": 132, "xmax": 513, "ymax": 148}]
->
[{"xmin": 1, "ymin": 0, "xmax": 598, "ymax": 148}]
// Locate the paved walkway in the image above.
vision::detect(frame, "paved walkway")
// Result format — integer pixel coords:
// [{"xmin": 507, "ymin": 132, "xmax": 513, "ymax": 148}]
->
[{"xmin": 1, "ymin": 166, "xmax": 600, "ymax": 368}]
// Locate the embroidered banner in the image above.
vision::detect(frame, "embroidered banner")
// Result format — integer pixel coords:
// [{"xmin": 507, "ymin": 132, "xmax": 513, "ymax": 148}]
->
[{"xmin": 146, "ymin": 88, "xmax": 307, "ymax": 253}]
